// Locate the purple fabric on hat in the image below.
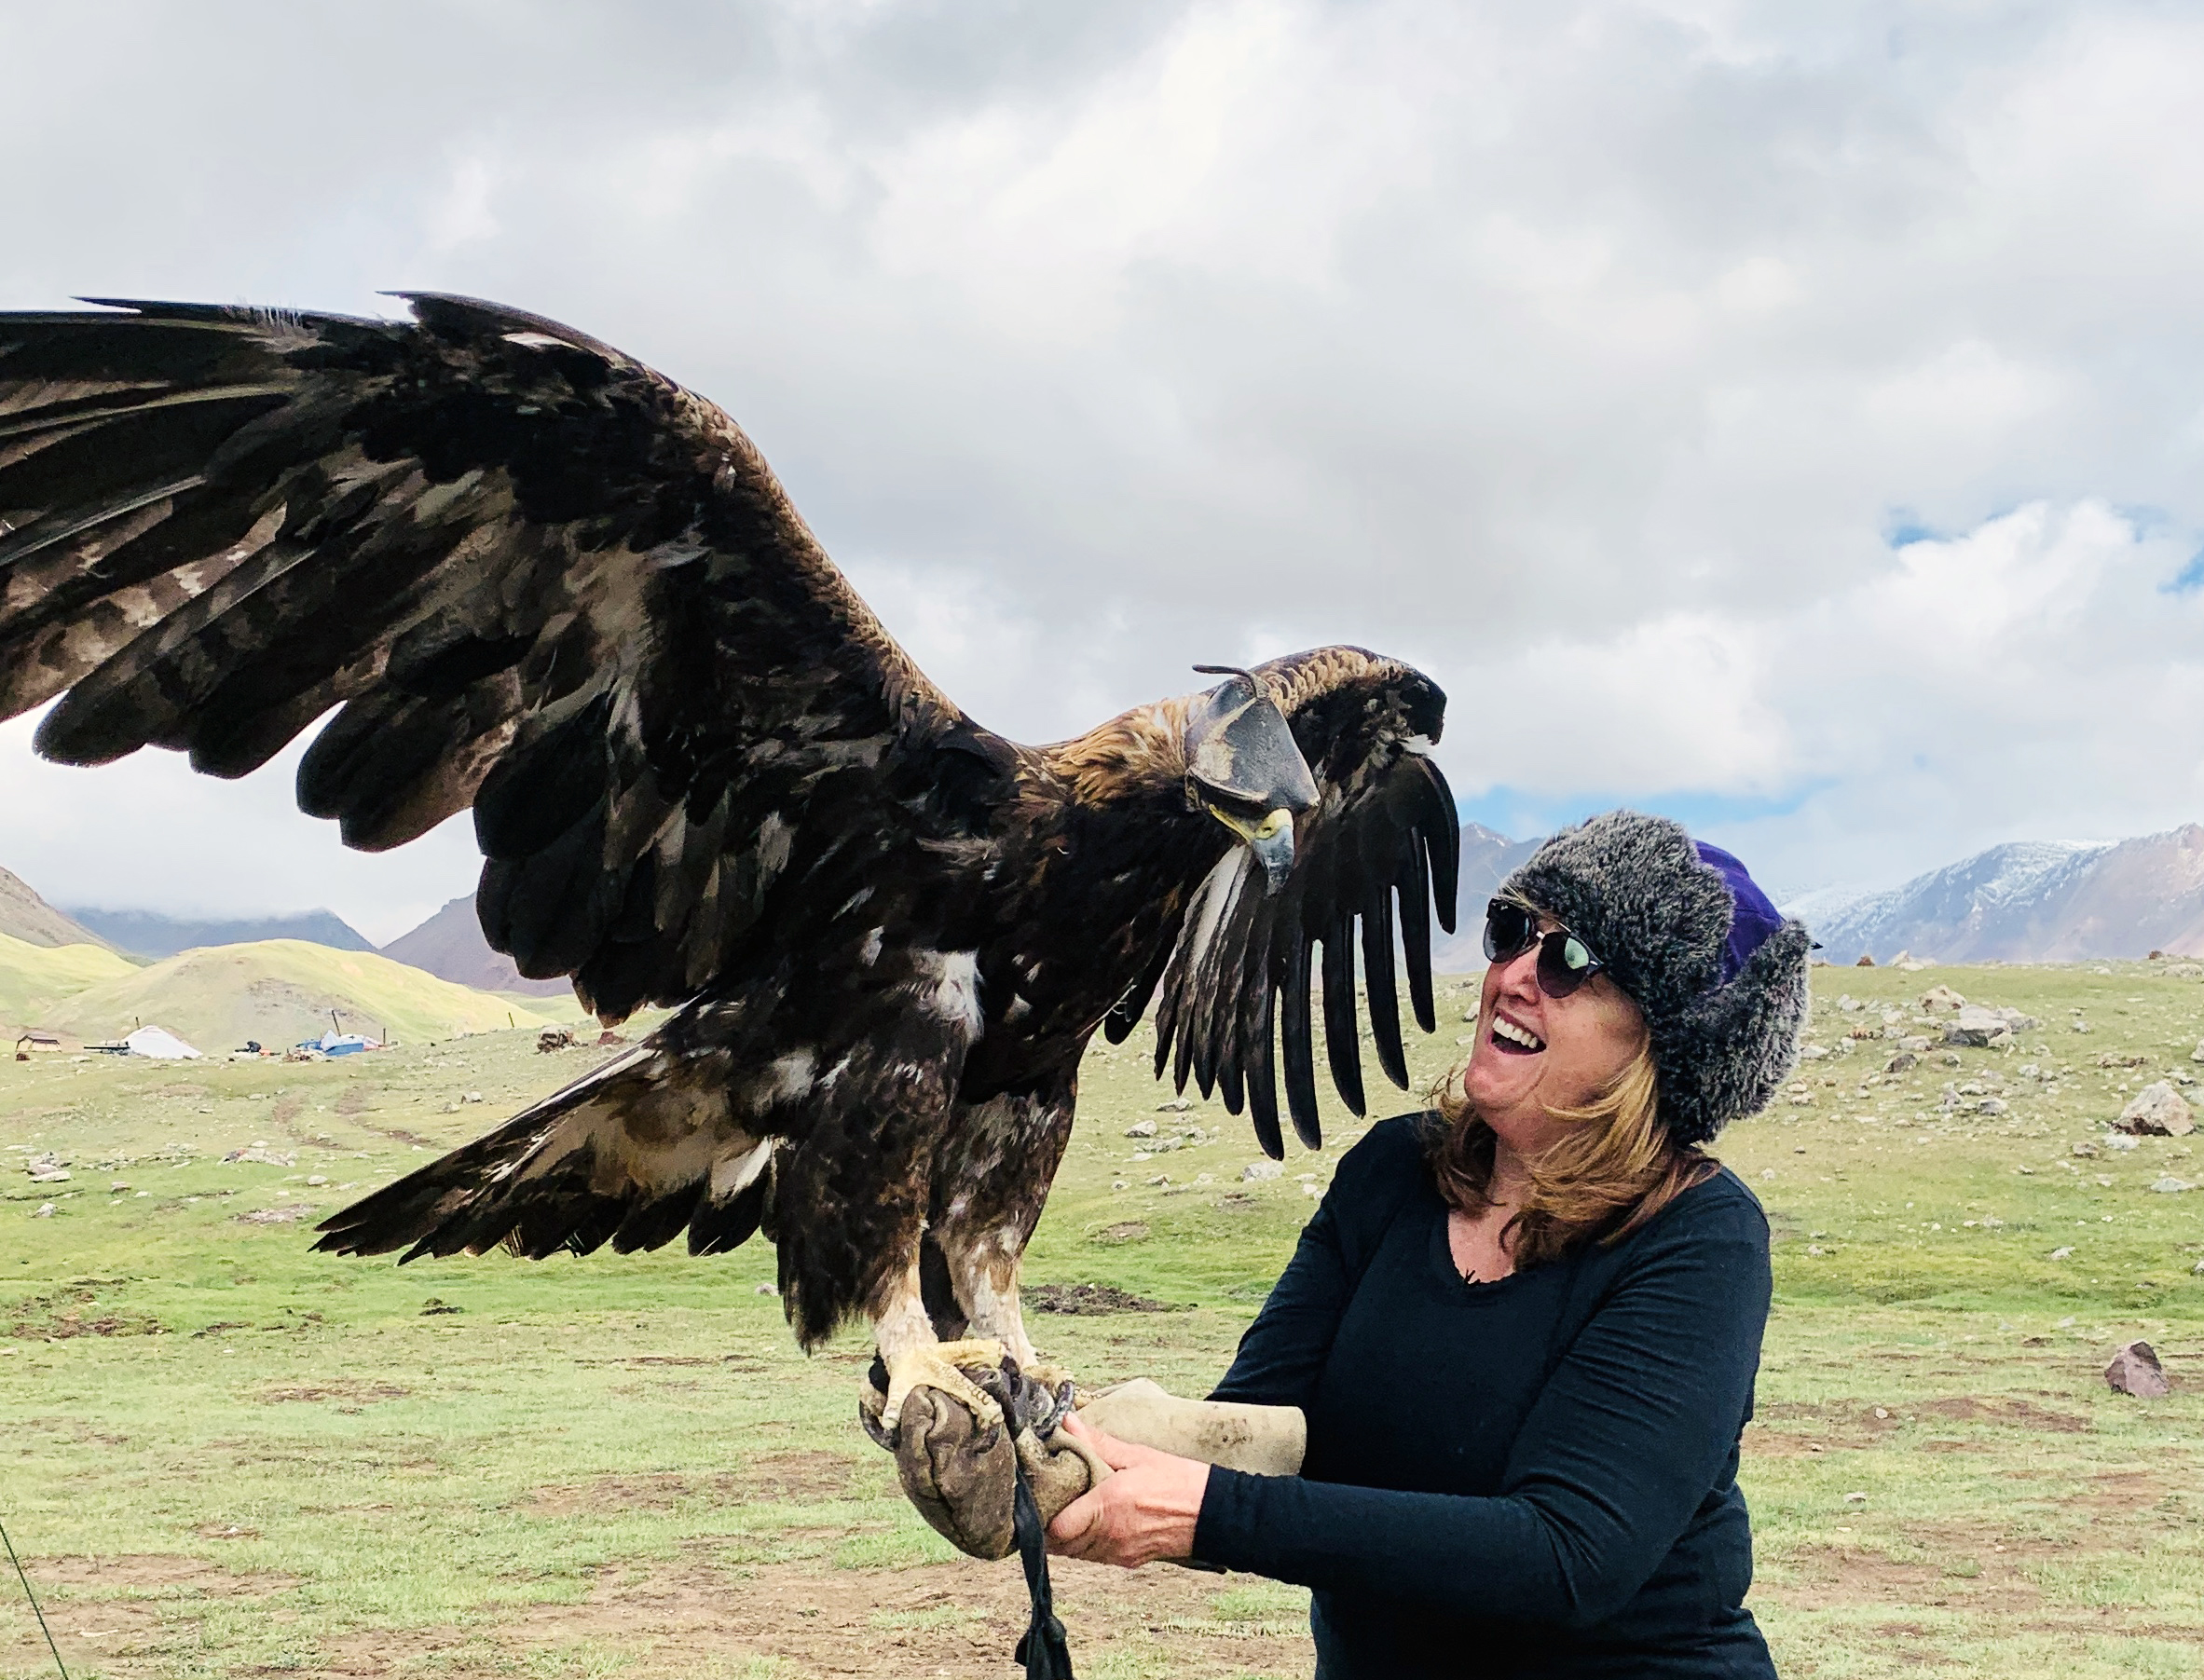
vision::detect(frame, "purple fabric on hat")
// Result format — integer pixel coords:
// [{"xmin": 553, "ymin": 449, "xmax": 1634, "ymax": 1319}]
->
[{"xmin": 1695, "ymin": 840, "xmax": 1786, "ymax": 988}]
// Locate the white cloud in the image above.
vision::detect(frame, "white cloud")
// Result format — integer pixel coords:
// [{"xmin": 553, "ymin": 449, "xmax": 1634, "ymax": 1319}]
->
[{"xmin": 4, "ymin": 0, "xmax": 2204, "ymax": 936}]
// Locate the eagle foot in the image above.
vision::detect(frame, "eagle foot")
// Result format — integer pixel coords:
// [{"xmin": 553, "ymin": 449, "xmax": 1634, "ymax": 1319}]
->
[
  {"xmin": 864, "ymin": 1336, "xmax": 1008, "ymax": 1438},
  {"xmin": 861, "ymin": 1353, "xmax": 1104, "ymax": 1561}
]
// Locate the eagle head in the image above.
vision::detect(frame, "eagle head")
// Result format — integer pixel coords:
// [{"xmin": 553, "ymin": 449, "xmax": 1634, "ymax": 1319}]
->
[{"xmin": 1184, "ymin": 666, "xmax": 1319, "ymax": 895}]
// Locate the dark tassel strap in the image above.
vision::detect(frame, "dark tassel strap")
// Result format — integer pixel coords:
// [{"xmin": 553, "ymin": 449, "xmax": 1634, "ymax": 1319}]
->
[{"xmin": 1010, "ymin": 1456, "xmax": 1075, "ymax": 1679}]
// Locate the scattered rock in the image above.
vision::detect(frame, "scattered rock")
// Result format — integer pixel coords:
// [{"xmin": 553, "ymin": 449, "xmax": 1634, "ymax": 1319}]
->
[
  {"xmin": 754, "ymin": 1282, "xmax": 778, "ymax": 1296},
  {"xmin": 2072, "ymin": 1019, "xmax": 2093, "ymax": 1033},
  {"xmin": 2049, "ymin": 1246, "xmax": 2074, "ymax": 1259},
  {"xmin": 1242, "ymin": 1160, "xmax": 1284, "ymax": 1182},
  {"xmin": 418, "ymin": 1298, "xmax": 463, "ymax": 1316},
  {"xmin": 1843, "ymin": 1491, "xmax": 1868, "ymax": 1504},
  {"xmin": 2104, "ymin": 1340, "xmax": 2171, "ymax": 1399},
  {"xmin": 1919, "ymin": 985, "xmax": 1966, "ymax": 1011},
  {"xmin": 2191, "ymin": 1040, "xmax": 2204, "ymax": 1063},
  {"xmin": 1884, "ymin": 1051, "xmax": 1918, "ymax": 1074},
  {"xmin": 1800, "ymin": 1043, "xmax": 1828, "ymax": 1060},
  {"xmin": 222, "ymin": 1147, "xmax": 296, "ymax": 1167},
  {"xmin": 2115, "ymin": 1082, "xmax": 2195, "ymax": 1137},
  {"xmin": 1149, "ymin": 1136, "xmax": 1182, "ymax": 1153},
  {"xmin": 1899, "ymin": 1036, "xmax": 1931, "ymax": 1054},
  {"xmin": 235, "ymin": 1205, "xmax": 317, "ymax": 1224},
  {"xmin": 1124, "ymin": 1119, "xmax": 1157, "ymax": 1139},
  {"xmin": 536, "ymin": 1027, "xmax": 575, "ymax": 1053},
  {"xmin": 2071, "ymin": 1140, "xmax": 2100, "ymax": 1158},
  {"xmin": 463, "ymin": 1092, "xmax": 486, "ymax": 1104},
  {"xmin": 306, "ymin": 1174, "xmax": 328, "ymax": 1187},
  {"xmin": 2150, "ymin": 1176, "xmax": 2194, "ymax": 1195},
  {"xmin": 1156, "ymin": 1098, "xmax": 1192, "ymax": 1113},
  {"xmin": 31, "ymin": 1202, "xmax": 53, "ymax": 1219},
  {"xmin": 1976, "ymin": 1098, "xmax": 2008, "ymax": 1115},
  {"xmin": 2104, "ymin": 1133, "xmax": 2139, "ymax": 1152},
  {"xmin": 1855, "ymin": 954, "xmax": 1876, "ymax": 967}
]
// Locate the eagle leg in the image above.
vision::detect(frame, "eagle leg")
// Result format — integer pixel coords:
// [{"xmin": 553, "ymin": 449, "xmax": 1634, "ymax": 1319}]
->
[
  {"xmin": 935, "ymin": 1225, "xmax": 1077, "ymax": 1399},
  {"xmin": 866, "ymin": 1257, "xmax": 1006, "ymax": 1432}
]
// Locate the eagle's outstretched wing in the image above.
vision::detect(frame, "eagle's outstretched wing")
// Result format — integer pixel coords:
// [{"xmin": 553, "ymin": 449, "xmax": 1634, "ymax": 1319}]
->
[
  {"xmin": 0, "ymin": 294, "xmax": 1006, "ymax": 1022},
  {"xmin": 1134, "ymin": 649, "xmax": 1458, "ymax": 1157}
]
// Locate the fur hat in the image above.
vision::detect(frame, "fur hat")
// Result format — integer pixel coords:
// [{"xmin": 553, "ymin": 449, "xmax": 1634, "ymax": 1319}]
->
[{"xmin": 1499, "ymin": 810, "xmax": 1810, "ymax": 1144}]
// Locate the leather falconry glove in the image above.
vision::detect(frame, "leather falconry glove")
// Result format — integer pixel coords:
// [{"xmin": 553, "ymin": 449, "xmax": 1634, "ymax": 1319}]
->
[{"xmin": 864, "ymin": 1364, "xmax": 1304, "ymax": 1562}]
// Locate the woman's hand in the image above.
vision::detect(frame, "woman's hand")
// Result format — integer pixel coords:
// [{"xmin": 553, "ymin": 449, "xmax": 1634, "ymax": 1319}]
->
[{"xmin": 1046, "ymin": 1410, "xmax": 1211, "ymax": 1568}]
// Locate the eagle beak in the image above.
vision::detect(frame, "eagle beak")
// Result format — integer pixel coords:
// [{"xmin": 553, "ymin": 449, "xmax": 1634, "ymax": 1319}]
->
[{"xmin": 1211, "ymin": 804, "xmax": 1298, "ymax": 895}]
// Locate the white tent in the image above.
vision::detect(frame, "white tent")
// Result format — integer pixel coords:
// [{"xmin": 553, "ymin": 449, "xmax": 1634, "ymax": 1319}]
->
[{"xmin": 124, "ymin": 1024, "xmax": 201, "ymax": 1060}]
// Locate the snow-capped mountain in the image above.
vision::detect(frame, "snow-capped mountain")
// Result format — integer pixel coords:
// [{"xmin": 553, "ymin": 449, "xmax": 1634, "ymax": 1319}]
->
[{"xmin": 1787, "ymin": 826, "xmax": 2204, "ymax": 963}]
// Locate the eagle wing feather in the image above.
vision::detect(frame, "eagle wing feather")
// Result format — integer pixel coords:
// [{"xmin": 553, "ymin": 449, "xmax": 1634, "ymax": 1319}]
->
[{"xmin": 0, "ymin": 294, "xmax": 1006, "ymax": 1022}]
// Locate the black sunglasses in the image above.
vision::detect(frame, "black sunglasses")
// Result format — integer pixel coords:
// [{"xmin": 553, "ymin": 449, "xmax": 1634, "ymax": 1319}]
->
[{"xmin": 1482, "ymin": 899, "xmax": 1607, "ymax": 998}]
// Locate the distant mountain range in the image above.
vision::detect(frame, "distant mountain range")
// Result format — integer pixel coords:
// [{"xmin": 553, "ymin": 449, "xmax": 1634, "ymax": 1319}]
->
[
  {"xmin": 1431, "ymin": 823, "xmax": 1541, "ymax": 972},
  {"xmin": 380, "ymin": 895, "xmax": 574, "ymax": 998},
  {"xmin": 62, "ymin": 905, "xmax": 376, "ymax": 960},
  {"xmin": 1786, "ymin": 824, "xmax": 2204, "ymax": 963}
]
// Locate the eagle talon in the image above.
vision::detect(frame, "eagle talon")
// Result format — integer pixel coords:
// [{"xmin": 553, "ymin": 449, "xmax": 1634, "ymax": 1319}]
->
[{"xmin": 875, "ymin": 1337, "xmax": 1006, "ymax": 1435}]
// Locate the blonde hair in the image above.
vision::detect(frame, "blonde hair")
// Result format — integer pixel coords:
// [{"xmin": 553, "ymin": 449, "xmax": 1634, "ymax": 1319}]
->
[{"xmin": 1424, "ymin": 1031, "xmax": 1716, "ymax": 1271}]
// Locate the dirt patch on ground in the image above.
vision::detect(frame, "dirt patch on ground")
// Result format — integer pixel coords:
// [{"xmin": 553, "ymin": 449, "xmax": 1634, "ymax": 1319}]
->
[
  {"xmin": 1913, "ymin": 1395, "xmax": 2089, "ymax": 1431},
  {"xmin": 256, "ymin": 1380, "xmax": 411, "ymax": 1407},
  {"xmin": 26, "ymin": 1552, "xmax": 293, "ymax": 1593},
  {"xmin": 7, "ymin": 1290, "xmax": 162, "ymax": 1339},
  {"xmin": 0, "ymin": 1552, "xmax": 299, "ymax": 1676},
  {"xmin": 304, "ymin": 1555, "xmax": 1308, "ymax": 1680},
  {"xmin": 1026, "ymin": 1282, "xmax": 1184, "ymax": 1315},
  {"xmin": 1087, "ymin": 1221, "xmax": 1151, "ymax": 1245},
  {"xmin": 1759, "ymin": 1542, "xmax": 2044, "ymax": 1615},
  {"xmin": 521, "ymin": 1452, "xmax": 859, "ymax": 1516}
]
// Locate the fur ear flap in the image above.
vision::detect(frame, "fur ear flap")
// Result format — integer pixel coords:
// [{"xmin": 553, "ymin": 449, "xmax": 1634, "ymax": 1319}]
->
[{"xmin": 1651, "ymin": 920, "xmax": 1813, "ymax": 1145}]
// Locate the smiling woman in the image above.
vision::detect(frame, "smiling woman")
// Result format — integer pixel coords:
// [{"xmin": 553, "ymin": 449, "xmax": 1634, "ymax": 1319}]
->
[{"xmin": 1047, "ymin": 811, "xmax": 1814, "ymax": 1680}]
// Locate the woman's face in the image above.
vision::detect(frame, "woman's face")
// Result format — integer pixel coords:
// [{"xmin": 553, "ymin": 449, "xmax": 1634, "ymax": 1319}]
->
[{"xmin": 1461, "ymin": 909, "xmax": 1647, "ymax": 1154}]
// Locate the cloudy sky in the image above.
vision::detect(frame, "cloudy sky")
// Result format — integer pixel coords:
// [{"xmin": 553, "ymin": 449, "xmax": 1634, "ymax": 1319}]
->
[{"xmin": 5, "ymin": 0, "xmax": 2203, "ymax": 943}]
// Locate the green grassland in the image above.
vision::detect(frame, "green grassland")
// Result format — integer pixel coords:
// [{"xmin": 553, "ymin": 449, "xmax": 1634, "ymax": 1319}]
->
[
  {"xmin": 0, "ymin": 936, "xmax": 138, "ymax": 1033},
  {"xmin": 4, "ymin": 937, "xmax": 573, "ymax": 1052},
  {"xmin": 3, "ymin": 960, "xmax": 2201, "ymax": 1679}
]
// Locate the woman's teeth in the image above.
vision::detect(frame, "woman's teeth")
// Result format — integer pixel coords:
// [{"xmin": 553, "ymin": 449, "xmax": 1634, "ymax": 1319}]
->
[{"xmin": 1492, "ymin": 1017, "xmax": 1545, "ymax": 1053}]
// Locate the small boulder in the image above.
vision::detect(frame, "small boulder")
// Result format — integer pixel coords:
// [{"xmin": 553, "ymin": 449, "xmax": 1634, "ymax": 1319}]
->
[
  {"xmin": 2116, "ymin": 1082, "xmax": 2195, "ymax": 1137},
  {"xmin": 1945, "ymin": 1005, "xmax": 2007, "ymax": 1047},
  {"xmin": 1157, "ymin": 1098, "xmax": 1192, "ymax": 1113},
  {"xmin": 2104, "ymin": 1340, "xmax": 2171, "ymax": 1399},
  {"xmin": 1855, "ymin": 954, "xmax": 1876, "ymax": 967},
  {"xmin": 1241, "ymin": 1160, "xmax": 1284, "ymax": 1182},
  {"xmin": 1124, "ymin": 1119, "xmax": 1157, "ymax": 1139},
  {"xmin": 536, "ymin": 1026, "xmax": 574, "ymax": 1053},
  {"xmin": 1919, "ymin": 985, "xmax": 1966, "ymax": 1012},
  {"xmin": 2150, "ymin": 1176, "xmax": 2194, "ymax": 1195},
  {"xmin": 1884, "ymin": 1051, "xmax": 1918, "ymax": 1074}
]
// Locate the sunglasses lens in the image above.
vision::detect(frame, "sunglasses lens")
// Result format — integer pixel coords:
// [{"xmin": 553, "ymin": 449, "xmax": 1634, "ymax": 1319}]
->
[
  {"xmin": 1483, "ymin": 903, "xmax": 1535, "ymax": 963},
  {"xmin": 1537, "ymin": 932, "xmax": 1598, "ymax": 998}
]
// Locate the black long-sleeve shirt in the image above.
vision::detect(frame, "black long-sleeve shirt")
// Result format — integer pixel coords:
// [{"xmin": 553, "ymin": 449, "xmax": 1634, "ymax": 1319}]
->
[{"xmin": 1192, "ymin": 1114, "xmax": 1777, "ymax": 1679}]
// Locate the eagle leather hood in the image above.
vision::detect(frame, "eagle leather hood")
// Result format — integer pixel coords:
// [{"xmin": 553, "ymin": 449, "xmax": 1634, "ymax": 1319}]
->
[{"xmin": 1499, "ymin": 810, "xmax": 1810, "ymax": 1145}]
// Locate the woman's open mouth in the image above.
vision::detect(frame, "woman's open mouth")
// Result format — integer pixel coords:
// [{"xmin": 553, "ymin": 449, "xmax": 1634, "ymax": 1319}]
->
[{"xmin": 1490, "ymin": 1014, "xmax": 1545, "ymax": 1056}]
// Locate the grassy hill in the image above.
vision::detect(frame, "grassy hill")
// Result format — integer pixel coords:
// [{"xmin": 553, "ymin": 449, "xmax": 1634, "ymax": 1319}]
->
[
  {"xmin": 39, "ymin": 938, "xmax": 577, "ymax": 1049},
  {"xmin": 0, "ymin": 932, "xmax": 139, "ymax": 1031}
]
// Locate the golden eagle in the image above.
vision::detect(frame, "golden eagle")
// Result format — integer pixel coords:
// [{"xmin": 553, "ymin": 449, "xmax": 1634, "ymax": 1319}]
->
[{"xmin": 0, "ymin": 295, "xmax": 1455, "ymax": 1426}]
